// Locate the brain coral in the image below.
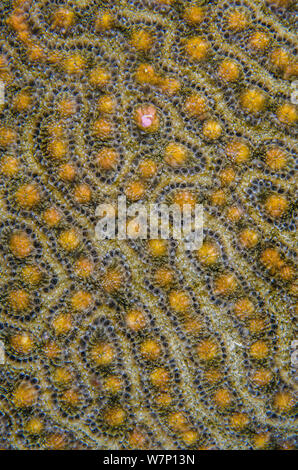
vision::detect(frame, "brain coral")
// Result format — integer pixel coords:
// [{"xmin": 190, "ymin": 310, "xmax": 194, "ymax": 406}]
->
[{"xmin": 0, "ymin": 0, "xmax": 297, "ymax": 450}]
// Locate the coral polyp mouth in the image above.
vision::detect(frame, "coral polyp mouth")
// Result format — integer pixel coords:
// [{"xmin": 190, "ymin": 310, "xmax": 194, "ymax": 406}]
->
[{"xmin": 134, "ymin": 104, "xmax": 160, "ymax": 132}]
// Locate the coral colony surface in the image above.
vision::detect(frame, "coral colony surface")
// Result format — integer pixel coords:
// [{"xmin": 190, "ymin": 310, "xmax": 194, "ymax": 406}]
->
[{"xmin": 0, "ymin": 0, "xmax": 297, "ymax": 450}]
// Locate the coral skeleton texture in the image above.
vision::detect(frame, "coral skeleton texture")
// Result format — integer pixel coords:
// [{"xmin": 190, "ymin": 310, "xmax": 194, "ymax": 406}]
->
[{"xmin": 0, "ymin": 0, "xmax": 297, "ymax": 450}]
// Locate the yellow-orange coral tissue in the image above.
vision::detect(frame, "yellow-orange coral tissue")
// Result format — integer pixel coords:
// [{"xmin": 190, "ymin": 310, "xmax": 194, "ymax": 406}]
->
[{"xmin": 0, "ymin": 0, "xmax": 297, "ymax": 453}]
